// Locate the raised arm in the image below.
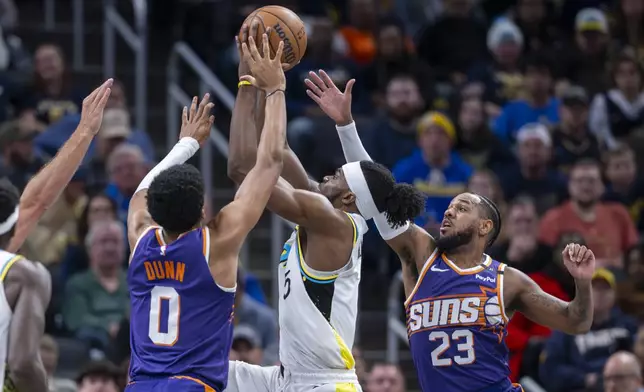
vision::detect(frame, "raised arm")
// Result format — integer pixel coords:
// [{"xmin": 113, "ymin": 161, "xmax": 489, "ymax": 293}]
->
[
  {"xmin": 210, "ymin": 34, "xmax": 288, "ymax": 287},
  {"xmin": 4, "ymin": 259, "xmax": 51, "ymax": 392},
  {"xmin": 126, "ymin": 94, "xmax": 214, "ymax": 250},
  {"xmin": 8, "ymin": 79, "xmax": 113, "ymax": 253},
  {"xmin": 507, "ymin": 243, "xmax": 594, "ymax": 334}
]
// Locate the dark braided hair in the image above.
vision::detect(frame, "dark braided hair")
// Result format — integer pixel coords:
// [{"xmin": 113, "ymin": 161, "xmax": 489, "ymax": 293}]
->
[
  {"xmin": 0, "ymin": 179, "xmax": 20, "ymax": 247},
  {"xmin": 477, "ymin": 194, "xmax": 502, "ymax": 247},
  {"xmin": 147, "ymin": 164, "xmax": 204, "ymax": 234},
  {"xmin": 359, "ymin": 161, "xmax": 426, "ymax": 228}
]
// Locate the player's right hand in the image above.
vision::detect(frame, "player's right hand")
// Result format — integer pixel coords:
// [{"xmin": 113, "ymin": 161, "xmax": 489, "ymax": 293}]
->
[
  {"xmin": 78, "ymin": 78, "xmax": 113, "ymax": 134},
  {"xmin": 239, "ymin": 34, "xmax": 286, "ymax": 93},
  {"xmin": 305, "ymin": 70, "xmax": 354, "ymax": 126},
  {"xmin": 180, "ymin": 93, "xmax": 215, "ymax": 146}
]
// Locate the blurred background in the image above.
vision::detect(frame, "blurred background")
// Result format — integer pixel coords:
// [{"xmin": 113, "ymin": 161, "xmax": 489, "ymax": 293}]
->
[{"xmin": 5, "ymin": 0, "xmax": 644, "ymax": 391}]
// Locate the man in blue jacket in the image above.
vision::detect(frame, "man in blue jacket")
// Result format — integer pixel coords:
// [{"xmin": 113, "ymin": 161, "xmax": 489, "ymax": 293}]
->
[{"xmin": 540, "ymin": 268, "xmax": 638, "ymax": 392}]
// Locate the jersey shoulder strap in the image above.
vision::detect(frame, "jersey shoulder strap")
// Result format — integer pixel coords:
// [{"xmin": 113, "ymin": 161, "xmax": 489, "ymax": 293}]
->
[{"xmin": 0, "ymin": 250, "xmax": 23, "ymax": 282}]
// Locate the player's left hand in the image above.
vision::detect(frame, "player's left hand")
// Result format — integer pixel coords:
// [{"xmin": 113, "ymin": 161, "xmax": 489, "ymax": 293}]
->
[
  {"xmin": 562, "ymin": 243, "xmax": 595, "ymax": 282},
  {"xmin": 305, "ymin": 70, "xmax": 355, "ymax": 126},
  {"xmin": 78, "ymin": 78, "xmax": 113, "ymax": 134},
  {"xmin": 180, "ymin": 93, "xmax": 215, "ymax": 146}
]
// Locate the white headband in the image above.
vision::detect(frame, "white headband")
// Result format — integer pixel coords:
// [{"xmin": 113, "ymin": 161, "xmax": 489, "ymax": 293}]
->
[
  {"xmin": 342, "ymin": 162, "xmax": 380, "ymax": 220},
  {"xmin": 0, "ymin": 206, "xmax": 18, "ymax": 236}
]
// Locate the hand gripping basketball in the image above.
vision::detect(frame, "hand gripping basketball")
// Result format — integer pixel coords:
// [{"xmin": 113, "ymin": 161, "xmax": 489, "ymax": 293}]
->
[{"xmin": 239, "ymin": 34, "xmax": 287, "ymax": 93}]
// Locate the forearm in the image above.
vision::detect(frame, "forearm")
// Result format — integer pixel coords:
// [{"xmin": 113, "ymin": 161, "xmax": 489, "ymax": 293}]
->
[
  {"xmin": 564, "ymin": 280, "xmax": 593, "ymax": 333},
  {"xmin": 8, "ymin": 125, "xmax": 95, "ymax": 252},
  {"xmin": 336, "ymin": 122, "xmax": 371, "ymax": 162},
  {"xmin": 9, "ymin": 358, "xmax": 47, "ymax": 392},
  {"xmin": 228, "ymin": 87, "xmax": 259, "ymax": 181},
  {"xmin": 256, "ymin": 91, "xmax": 286, "ymax": 167}
]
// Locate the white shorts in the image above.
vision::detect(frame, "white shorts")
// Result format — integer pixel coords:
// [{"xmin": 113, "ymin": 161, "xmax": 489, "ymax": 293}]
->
[{"xmin": 225, "ymin": 361, "xmax": 362, "ymax": 392}]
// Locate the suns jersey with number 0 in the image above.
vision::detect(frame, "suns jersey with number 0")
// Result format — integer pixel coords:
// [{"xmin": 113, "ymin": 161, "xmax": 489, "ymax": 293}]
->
[
  {"xmin": 0, "ymin": 250, "xmax": 22, "ymax": 392},
  {"xmin": 278, "ymin": 212, "xmax": 367, "ymax": 371},
  {"xmin": 128, "ymin": 226, "xmax": 235, "ymax": 391},
  {"xmin": 406, "ymin": 250, "xmax": 521, "ymax": 392}
]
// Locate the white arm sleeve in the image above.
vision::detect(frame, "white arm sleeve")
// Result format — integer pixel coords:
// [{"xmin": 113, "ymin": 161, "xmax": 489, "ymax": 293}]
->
[
  {"xmin": 336, "ymin": 122, "xmax": 372, "ymax": 162},
  {"xmin": 336, "ymin": 121, "xmax": 411, "ymax": 240},
  {"xmin": 135, "ymin": 137, "xmax": 200, "ymax": 193}
]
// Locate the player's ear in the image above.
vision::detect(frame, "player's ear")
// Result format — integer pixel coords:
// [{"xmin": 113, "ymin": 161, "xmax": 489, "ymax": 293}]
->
[
  {"xmin": 479, "ymin": 219, "xmax": 493, "ymax": 237},
  {"xmin": 342, "ymin": 191, "xmax": 356, "ymax": 207}
]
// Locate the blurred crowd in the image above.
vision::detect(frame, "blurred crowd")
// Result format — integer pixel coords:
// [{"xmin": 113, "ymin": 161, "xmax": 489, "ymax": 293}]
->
[{"xmin": 4, "ymin": 0, "xmax": 644, "ymax": 391}]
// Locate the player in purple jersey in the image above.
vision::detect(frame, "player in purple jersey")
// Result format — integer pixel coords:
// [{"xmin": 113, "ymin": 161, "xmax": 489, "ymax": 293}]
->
[
  {"xmin": 124, "ymin": 34, "xmax": 288, "ymax": 392},
  {"xmin": 306, "ymin": 83, "xmax": 597, "ymax": 392}
]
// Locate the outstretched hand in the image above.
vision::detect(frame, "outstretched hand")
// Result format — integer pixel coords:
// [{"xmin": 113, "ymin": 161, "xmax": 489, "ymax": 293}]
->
[
  {"xmin": 305, "ymin": 70, "xmax": 354, "ymax": 126},
  {"xmin": 562, "ymin": 243, "xmax": 596, "ymax": 282},
  {"xmin": 180, "ymin": 93, "xmax": 215, "ymax": 146},
  {"xmin": 239, "ymin": 34, "xmax": 286, "ymax": 92},
  {"xmin": 78, "ymin": 78, "xmax": 113, "ymax": 134}
]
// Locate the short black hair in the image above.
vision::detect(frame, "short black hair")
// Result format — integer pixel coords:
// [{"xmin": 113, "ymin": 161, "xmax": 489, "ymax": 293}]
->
[
  {"xmin": 147, "ymin": 164, "xmax": 204, "ymax": 234},
  {"xmin": 0, "ymin": 179, "xmax": 20, "ymax": 246},
  {"xmin": 476, "ymin": 194, "xmax": 502, "ymax": 247},
  {"xmin": 360, "ymin": 161, "xmax": 425, "ymax": 228}
]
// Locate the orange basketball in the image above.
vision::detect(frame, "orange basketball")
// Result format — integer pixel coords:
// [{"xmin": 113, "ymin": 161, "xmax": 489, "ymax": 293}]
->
[{"xmin": 241, "ymin": 6, "xmax": 307, "ymax": 71}]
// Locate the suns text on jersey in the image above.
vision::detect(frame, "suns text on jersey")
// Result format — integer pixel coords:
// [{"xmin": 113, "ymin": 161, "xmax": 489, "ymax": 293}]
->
[
  {"xmin": 407, "ymin": 295, "xmax": 489, "ymax": 336},
  {"xmin": 144, "ymin": 260, "xmax": 186, "ymax": 282}
]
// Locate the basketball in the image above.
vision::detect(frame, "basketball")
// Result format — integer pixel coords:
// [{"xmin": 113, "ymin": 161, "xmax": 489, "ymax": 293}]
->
[{"xmin": 241, "ymin": 6, "xmax": 307, "ymax": 71}]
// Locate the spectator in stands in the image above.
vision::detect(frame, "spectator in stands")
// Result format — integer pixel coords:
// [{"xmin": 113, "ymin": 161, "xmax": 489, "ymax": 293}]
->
[
  {"xmin": 364, "ymin": 74, "xmax": 425, "ymax": 169},
  {"xmin": 488, "ymin": 196, "xmax": 550, "ymax": 273},
  {"xmin": 453, "ymin": 97, "xmax": 514, "ymax": 172},
  {"xmin": 0, "ymin": 69, "xmax": 31, "ymax": 124},
  {"xmin": 367, "ymin": 363, "xmax": 405, "ymax": 392},
  {"xmin": 76, "ymin": 361, "xmax": 120, "ymax": 392},
  {"xmin": 24, "ymin": 44, "xmax": 84, "ymax": 129},
  {"xmin": 363, "ymin": 17, "xmax": 433, "ymax": 108},
  {"xmin": 498, "ymin": 123, "xmax": 566, "ymax": 215},
  {"xmin": 0, "ymin": 120, "xmax": 45, "ymax": 191},
  {"xmin": 22, "ymin": 168, "xmax": 88, "ymax": 265},
  {"xmin": 612, "ymin": 0, "xmax": 644, "ymax": 57},
  {"xmin": 352, "ymin": 345, "xmax": 368, "ymax": 389},
  {"xmin": 467, "ymin": 18, "xmax": 525, "ymax": 116},
  {"xmin": 512, "ymin": 0, "xmax": 560, "ymax": 55},
  {"xmin": 34, "ymin": 80, "xmax": 155, "ymax": 165},
  {"xmin": 63, "ymin": 220, "xmax": 129, "ymax": 351},
  {"xmin": 393, "ymin": 111, "xmax": 472, "ymax": 229},
  {"xmin": 104, "ymin": 144, "xmax": 148, "ymax": 224},
  {"xmin": 558, "ymin": 8, "xmax": 612, "ymax": 96},
  {"xmin": 494, "ymin": 54, "xmax": 560, "ymax": 145},
  {"xmin": 617, "ymin": 244, "xmax": 644, "ymax": 320},
  {"xmin": 589, "ymin": 54, "xmax": 644, "ymax": 153},
  {"xmin": 551, "ymin": 86, "xmax": 601, "ymax": 175},
  {"xmin": 603, "ymin": 145, "xmax": 644, "ymax": 233},
  {"xmin": 234, "ymin": 269, "xmax": 278, "ymax": 365},
  {"xmin": 60, "ymin": 193, "xmax": 118, "ymax": 281},
  {"xmin": 230, "ymin": 325, "xmax": 264, "ymax": 366},
  {"xmin": 416, "ymin": 0, "xmax": 487, "ymax": 85},
  {"xmin": 41, "ymin": 335, "xmax": 77, "ymax": 392},
  {"xmin": 634, "ymin": 326, "xmax": 644, "ymax": 374},
  {"xmin": 539, "ymin": 159, "xmax": 639, "ymax": 269},
  {"xmin": 603, "ymin": 351, "xmax": 644, "ymax": 392},
  {"xmin": 336, "ymin": 0, "xmax": 378, "ymax": 65},
  {"xmin": 540, "ymin": 268, "xmax": 638, "ymax": 392}
]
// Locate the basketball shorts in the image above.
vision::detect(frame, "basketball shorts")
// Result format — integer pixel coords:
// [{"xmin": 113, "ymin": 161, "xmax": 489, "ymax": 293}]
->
[
  {"xmin": 126, "ymin": 376, "xmax": 219, "ymax": 392},
  {"xmin": 225, "ymin": 361, "xmax": 363, "ymax": 392}
]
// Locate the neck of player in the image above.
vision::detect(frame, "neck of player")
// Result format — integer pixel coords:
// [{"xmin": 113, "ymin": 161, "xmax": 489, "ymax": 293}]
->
[{"xmin": 444, "ymin": 242, "xmax": 487, "ymax": 269}]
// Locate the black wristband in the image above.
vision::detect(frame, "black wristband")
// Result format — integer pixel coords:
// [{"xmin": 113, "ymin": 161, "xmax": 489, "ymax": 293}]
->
[{"xmin": 266, "ymin": 89, "xmax": 285, "ymax": 99}]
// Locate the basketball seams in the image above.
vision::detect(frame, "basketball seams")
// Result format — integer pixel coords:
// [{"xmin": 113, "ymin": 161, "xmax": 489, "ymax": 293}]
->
[{"xmin": 255, "ymin": 9, "xmax": 303, "ymax": 58}]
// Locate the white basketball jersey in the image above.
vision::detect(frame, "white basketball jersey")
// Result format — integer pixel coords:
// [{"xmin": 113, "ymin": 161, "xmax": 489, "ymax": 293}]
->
[
  {"xmin": 0, "ymin": 250, "xmax": 22, "ymax": 390},
  {"xmin": 277, "ymin": 212, "xmax": 367, "ymax": 371}
]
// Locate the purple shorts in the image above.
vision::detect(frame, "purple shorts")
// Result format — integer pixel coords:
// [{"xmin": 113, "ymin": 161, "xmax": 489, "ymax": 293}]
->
[{"xmin": 125, "ymin": 376, "xmax": 218, "ymax": 392}]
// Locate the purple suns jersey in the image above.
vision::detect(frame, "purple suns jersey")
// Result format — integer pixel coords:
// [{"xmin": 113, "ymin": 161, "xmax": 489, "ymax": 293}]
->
[
  {"xmin": 128, "ymin": 226, "xmax": 235, "ymax": 392},
  {"xmin": 406, "ymin": 249, "xmax": 523, "ymax": 392}
]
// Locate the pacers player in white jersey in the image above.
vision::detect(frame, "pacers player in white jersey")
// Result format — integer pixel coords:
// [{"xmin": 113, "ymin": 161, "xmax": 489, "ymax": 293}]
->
[
  {"xmin": 225, "ymin": 24, "xmax": 423, "ymax": 392},
  {"xmin": 0, "ymin": 79, "xmax": 113, "ymax": 391}
]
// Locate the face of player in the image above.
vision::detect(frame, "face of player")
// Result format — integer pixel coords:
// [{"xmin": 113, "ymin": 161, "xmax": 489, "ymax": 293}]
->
[
  {"xmin": 320, "ymin": 168, "xmax": 355, "ymax": 209},
  {"xmin": 437, "ymin": 193, "xmax": 492, "ymax": 251},
  {"xmin": 367, "ymin": 364, "xmax": 405, "ymax": 392}
]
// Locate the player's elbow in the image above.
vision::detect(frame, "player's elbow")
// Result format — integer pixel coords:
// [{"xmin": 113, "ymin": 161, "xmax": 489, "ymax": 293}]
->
[
  {"xmin": 568, "ymin": 319, "xmax": 592, "ymax": 335},
  {"xmin": 227, "ymin": 162, "xmax": 248, "ymax": 184}
]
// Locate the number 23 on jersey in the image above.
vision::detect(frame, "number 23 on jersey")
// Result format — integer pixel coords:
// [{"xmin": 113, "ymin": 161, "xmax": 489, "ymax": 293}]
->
[{"xmin": 429, "ymin": 329, "xmax": 475, "ymax": 366}]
